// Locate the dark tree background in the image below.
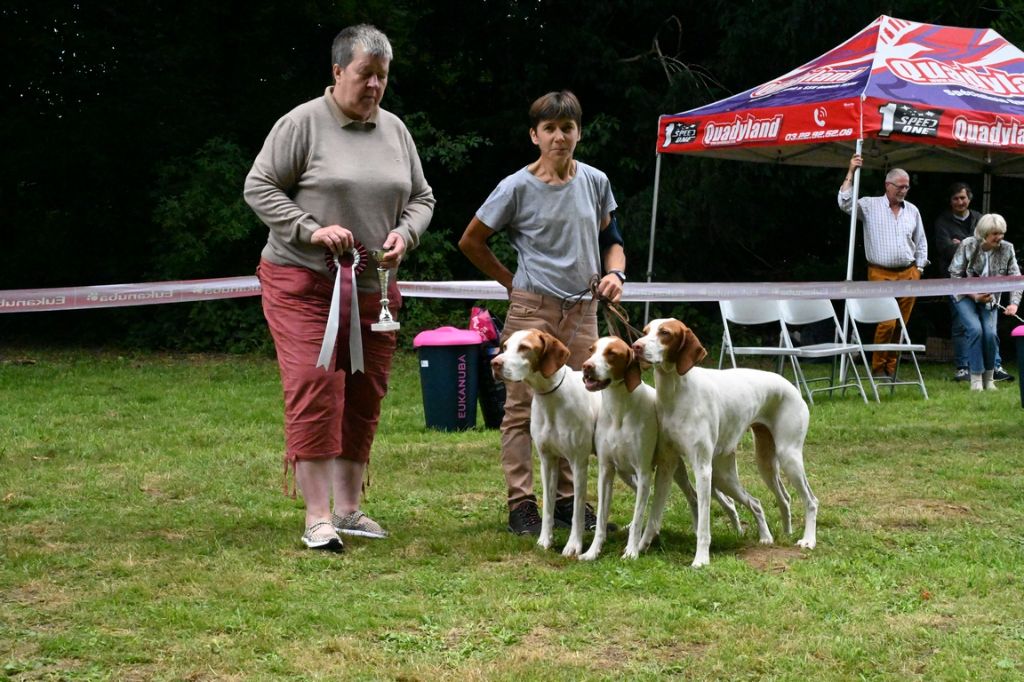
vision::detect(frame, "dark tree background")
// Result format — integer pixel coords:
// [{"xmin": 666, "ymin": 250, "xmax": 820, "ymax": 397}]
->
[{"xmin": 2, "ymin": 1, "xmax": 1022, "ymax": 350}]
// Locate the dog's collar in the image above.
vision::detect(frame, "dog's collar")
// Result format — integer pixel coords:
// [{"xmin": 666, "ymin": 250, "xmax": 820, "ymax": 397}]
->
[{"xmin": 535, "ymin": 366, "xmax": 567, "ymax": 395}]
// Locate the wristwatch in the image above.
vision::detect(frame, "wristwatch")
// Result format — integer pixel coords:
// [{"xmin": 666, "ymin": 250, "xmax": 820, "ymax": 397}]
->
[{"xmin": 608, "ymin": 270, "xmax": 626, "ymax": 283}]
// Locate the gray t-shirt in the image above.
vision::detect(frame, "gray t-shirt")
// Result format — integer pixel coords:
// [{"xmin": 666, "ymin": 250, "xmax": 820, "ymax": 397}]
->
[{"xmin": 475, "ymin": 162, "xmax": 617, "ymax": 299}]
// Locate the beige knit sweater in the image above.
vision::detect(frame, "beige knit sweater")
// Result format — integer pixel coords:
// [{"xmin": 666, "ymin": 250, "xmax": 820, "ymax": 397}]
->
[{"xmin": 244, "ymin": 87, "xmax": 434, "ymax": 291}]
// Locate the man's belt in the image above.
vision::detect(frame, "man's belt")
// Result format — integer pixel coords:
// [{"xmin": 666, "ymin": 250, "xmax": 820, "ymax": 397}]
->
[{"xmin": 868, "ymin": 262, "xmax": 914, "ymax": 272}]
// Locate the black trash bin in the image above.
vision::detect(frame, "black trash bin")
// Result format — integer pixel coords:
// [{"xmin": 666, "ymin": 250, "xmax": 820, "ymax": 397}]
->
[
  {"xmin": 1014, "ymin": 325, "xmax": 1024, "ymax": 408},
  {"xmin": 477, "ymin": 343, "xmax": 506, "ymax": 429},
  {"xmin": 412, "ymin": 327, "xmax": 482, "ymax": 431}
]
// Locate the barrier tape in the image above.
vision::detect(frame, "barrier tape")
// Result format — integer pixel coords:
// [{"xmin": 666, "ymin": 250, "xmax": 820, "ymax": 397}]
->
[{"xmin": 2, "ymin": 275, "xmax": 1024, "ymax": 313}]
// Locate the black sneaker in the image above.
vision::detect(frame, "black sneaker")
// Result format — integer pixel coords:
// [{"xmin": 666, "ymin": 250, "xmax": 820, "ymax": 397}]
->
[
  {"xmin": 554, "ymin": 497, "xmax": 618, "ymax": 533},
  {"xmin": 507, "ymin": 500, "xmax": 543, "ymax": 536},
  {"xmin": 993, "ymin": 366, "xmax": 1014, "ymax": 382},
  {"xmin": 953, "ymin": 367, "xmax": 970, "ymax": 382}
]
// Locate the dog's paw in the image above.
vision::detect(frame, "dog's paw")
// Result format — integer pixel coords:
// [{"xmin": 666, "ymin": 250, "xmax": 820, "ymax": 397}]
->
[
  {"xmin": 621, "ymin": 547, "xmax": 639, "ymax": 560},
  {"xmin": 759, "ymin": 536, "xmax": 774, "ymax": 546},
  {"xmin": 537, "ymin": 535, "xmax": 553, "ymax": 550},
  {"xmin": 690, "ymin": 554, "xmax": 710, "ymax": 568},
  {"xmin": 562, "ymin": 542, "xmax": 582, "ymax": 558},
  {"xmin": 796, "ymin": 537, "xmax": 816, "ymax": 550},
  {"xmin": 579, "ymin": 549, "xmax": 599, "ymax": 561}
]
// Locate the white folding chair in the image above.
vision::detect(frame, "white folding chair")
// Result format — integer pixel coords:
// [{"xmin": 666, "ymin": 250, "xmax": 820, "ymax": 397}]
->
[
  {"xmin": 844, "ymin": 296, "xmax": 928, "ymax": 401},
  {"xmin": 778, "ymin": 299, "xmax": 868, "ymax": 405},
  {"xmin": 718, "ymin": 299, "xmax": 802, "ymax": 382}
]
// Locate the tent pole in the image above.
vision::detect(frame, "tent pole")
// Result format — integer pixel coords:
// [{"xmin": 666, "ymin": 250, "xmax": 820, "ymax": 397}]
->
[
  {"xmin": 846, "ymin": 138, "xmax": 863, "ymax": 282},
  {"xmin": 983, "ymin": 166, "xmax": 992, "ymax": 214},
  {"xmin": 840, "ymin": 138, "xmax": 864, "ymax": 382},
  {"xmin": 644, "ymin": 152, "xmax": 663, "ymax": 324}
]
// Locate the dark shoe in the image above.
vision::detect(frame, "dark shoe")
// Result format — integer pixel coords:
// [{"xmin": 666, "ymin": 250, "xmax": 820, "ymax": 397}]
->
[
  {"xmin": 554, "ymin": 497, "xmax": 618, "ymax": 533},
  {"xmin": 507, "ymin": 500, "xmax": 543, "ymax": 536},
  {"xmin": 994, "ymin": 367, "xmax": 1014, "ymax": 382},
  {"xmin": 953, "ymin": 367, "xmax": 970, "ymax": 382}
]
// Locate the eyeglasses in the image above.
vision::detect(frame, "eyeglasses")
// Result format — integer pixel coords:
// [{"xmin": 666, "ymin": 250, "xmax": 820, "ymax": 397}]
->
[{"xmin": 887, "ymin": 182, "xmax": 910, "ymax": 191}]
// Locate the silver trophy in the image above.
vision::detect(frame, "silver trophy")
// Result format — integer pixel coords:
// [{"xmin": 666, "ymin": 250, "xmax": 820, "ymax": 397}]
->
[{"xmin": 370, "ymin": 248, "xmax": 400, "ymax": 332}]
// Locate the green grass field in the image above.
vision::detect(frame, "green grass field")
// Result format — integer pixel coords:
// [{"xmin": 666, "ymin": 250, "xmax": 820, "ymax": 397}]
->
[{"xmin": 2, "ymin": 346, "xmax": 1023, "ymax": 681}]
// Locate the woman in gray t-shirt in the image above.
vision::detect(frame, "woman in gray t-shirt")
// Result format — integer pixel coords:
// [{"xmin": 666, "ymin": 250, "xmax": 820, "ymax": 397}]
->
[{"xmin": 458, "ymin": 90, "xmax": 626, "ymax": 537}]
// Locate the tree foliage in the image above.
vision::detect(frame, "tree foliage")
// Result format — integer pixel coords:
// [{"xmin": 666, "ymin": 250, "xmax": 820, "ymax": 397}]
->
[{"xmin": 2, "ymin": 1, "xmax": 1023, "ymax": 348}]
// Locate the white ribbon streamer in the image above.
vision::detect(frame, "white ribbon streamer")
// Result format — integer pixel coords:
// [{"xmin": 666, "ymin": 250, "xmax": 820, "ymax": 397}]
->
[
  {"xmin": 315, "ymin": 251, "xmax": 364, "ymax": 373},
  {"xmin": 348, "ymin": 258, "xmax": 363, "ymax": 374},
  {"xmin": 315, "ymin": 257, "xmax": 343, "ymax": 371},
  {"xmin": 4, "ymin": 276, "xmax": 1024, "ymax": 313}
]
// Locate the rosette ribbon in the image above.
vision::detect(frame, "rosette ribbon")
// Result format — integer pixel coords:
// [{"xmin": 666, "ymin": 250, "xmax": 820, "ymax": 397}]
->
[{"xmin": 316, "ymin": 243, "xmax": 368, "ymax": 372}]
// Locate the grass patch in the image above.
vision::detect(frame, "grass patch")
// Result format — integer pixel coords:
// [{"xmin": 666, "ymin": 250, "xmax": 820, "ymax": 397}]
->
[{"xmin": 2, "ymin": 347, "xmax": 1023, "ymax": 680}]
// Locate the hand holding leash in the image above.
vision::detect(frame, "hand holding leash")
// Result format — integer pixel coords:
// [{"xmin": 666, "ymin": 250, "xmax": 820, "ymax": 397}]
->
[{"xmin": 997, "ymin": 302, "xmax": 1024, "ymax": 323}]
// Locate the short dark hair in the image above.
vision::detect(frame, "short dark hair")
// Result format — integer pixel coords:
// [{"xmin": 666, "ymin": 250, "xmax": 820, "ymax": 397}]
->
[
  {"xmin": 332, "ymin": 24, "xmax": 392, "ymax": 69},
  {"xmin": 947, "ymin": 181, "xmax": 973, "ymax": 200},
  {"xmin": 528, "ymin": 91, "xmax": 582, "ymax": 129}
]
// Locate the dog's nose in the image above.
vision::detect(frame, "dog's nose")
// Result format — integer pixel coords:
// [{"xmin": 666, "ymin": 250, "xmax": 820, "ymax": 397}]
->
[
  {"xmin": 632, "ymin": 341, "xmax": 644, "ymax": 354},
  {"xmin": 490, "ymin": 355, "xmax": 504, "ymax": 379}
]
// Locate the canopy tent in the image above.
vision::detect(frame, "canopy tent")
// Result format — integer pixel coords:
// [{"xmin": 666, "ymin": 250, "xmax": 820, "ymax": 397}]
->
[{"xmin": 648, "ymin": 14, "xmax": 1024, "ymax": 293}]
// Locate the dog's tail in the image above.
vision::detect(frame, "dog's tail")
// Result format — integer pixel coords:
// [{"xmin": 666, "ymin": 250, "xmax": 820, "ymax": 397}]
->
[{"xmin": 752, "ymin": 424, "xmax": 790, "ymax": 506}]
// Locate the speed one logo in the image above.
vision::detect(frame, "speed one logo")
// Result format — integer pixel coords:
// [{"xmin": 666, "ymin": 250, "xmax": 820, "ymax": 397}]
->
[{"xmin": 661, "ymin": 121, "xmax": 698, "ymax": 146}]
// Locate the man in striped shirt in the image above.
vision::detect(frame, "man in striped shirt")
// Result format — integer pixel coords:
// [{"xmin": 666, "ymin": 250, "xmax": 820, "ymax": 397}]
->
[{"xmin": 839, "ymin": 153, "xmax": 928, "ymax": 377}]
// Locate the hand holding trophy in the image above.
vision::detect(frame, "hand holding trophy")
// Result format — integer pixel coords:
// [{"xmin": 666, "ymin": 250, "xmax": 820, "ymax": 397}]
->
[{"xmin": 371, "ymin": 247, "xmax": 400, "ymax": 332}]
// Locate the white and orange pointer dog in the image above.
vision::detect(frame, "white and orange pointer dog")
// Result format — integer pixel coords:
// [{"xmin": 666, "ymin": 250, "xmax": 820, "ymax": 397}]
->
[
  {"xmin": 579, "ymin": 336, "xmax": 741, "ymax": 561},
  {"xmin": 491, "ymin": 329, "xmax": 600, "ymax": 557},
  {"xmin": 633, "ymin": 318, "xmax": 818, "ymax": 568}
]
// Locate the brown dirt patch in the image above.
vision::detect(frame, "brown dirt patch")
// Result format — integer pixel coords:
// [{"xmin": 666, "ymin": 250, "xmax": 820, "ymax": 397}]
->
[
  {"xmin": 878, "ymin": 498, "xmax": 974, "ymax": 529},
  {"xmin": 736, "ymin": 544, "xmax": 808, "ymax": 572},
  {"xmin": 6, "ymin": 579, "xmax": 75, "ymax": 612}
]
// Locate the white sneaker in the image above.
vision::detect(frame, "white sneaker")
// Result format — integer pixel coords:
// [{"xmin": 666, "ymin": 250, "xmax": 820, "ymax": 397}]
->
[
  {"xmin": 301, "ymin": 521, "xmax": 344, "ymax": 552},
  {"xmin": 983, "ymin": 370, "xmax": 997, "ymax": 391},
  {"xmin": 332, "ymin": 510, "xmax": 388, "ymax": 539}
]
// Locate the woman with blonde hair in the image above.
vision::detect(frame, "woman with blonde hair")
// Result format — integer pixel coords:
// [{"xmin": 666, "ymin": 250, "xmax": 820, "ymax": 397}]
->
[{"xmin": 949, "ymin": 213, "xmax": 1022, "ymax": 391}]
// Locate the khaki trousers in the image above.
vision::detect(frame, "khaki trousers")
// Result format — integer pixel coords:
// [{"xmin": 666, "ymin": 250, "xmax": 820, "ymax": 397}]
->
[{"xmin": 866, "ymin": 263, "xmax": 920, "ymax": 375}]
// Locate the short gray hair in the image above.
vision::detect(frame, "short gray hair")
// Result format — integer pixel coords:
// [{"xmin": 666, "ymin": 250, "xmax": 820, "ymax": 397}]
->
[
  {"xmin": 885, "ymin": 168, "xmax": 909, "ymax": 184},
  {"xmin": 332, "ymin": 24, "xmax": 392, "ymax": 68},
  {"xmin": 975, "ymin": 213, "xmax": 1007, "ymax": 240}
]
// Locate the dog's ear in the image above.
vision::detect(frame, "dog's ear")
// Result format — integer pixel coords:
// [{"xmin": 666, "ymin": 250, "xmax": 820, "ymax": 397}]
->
[
  {"xmin": 538, "ymin": 332, "xmax": 571, "ymax": 378},
  {"xmin": 674, "ymin": 325, "xmax": 708, "ymax": 376},
  {"xmin": 624, "ymin": 355, "xmax": 643, "ymax": 393}
]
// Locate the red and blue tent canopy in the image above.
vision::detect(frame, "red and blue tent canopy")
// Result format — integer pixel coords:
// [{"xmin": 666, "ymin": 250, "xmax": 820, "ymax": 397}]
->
[
  {"xmin": 656, "ymin": 15, "xmax": 1024, "ymax": 173},
  {"xmin": 647, "ymin": 15, "xmax": 1024, "ymax": 289}
]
